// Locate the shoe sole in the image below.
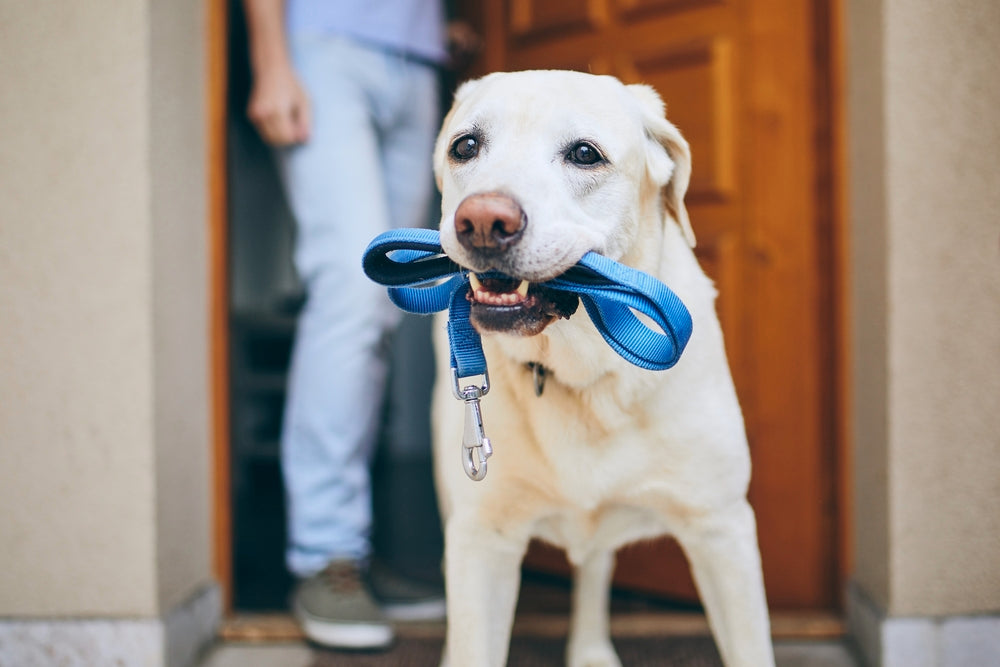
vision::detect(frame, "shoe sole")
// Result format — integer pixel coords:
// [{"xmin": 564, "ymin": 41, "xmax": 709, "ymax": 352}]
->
[
  {"xmin": 294, "ymin": 603, "xmax": 394, "ymax": 650},
  {"xmin": 381, "ymin": 598, "xmax": 447, "ymax": 622}
]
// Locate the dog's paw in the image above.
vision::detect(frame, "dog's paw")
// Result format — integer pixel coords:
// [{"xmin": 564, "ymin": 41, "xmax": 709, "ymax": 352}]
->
[{"xmin": 567, "ymin": 641, "xmax": 622, "ymax": 667}]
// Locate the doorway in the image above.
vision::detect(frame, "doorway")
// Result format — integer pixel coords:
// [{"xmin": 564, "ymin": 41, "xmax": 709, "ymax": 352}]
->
[
  {"xmin": 219, "ymin": 0, "xmax": 444, "ymax": 611},
  {"xmin": 209, "ymin": 0, "xmax": 848, "ymax": 615}
]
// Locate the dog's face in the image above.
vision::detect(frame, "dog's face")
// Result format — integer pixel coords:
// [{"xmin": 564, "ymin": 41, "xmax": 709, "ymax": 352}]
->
[{"xmin": 434, "ymin": 70, "xmax": 694, "ymax": 337}]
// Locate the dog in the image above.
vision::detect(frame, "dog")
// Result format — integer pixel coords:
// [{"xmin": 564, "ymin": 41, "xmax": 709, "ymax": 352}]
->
[{"xmin": 429, "ymin": 70, "xmax": 774, "ymax": 667}]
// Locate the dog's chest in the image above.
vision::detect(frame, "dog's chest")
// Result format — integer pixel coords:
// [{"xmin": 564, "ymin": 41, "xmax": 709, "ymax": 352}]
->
[
  {"xmin": 532, "ymin": 500, "xmax": 668, "ymax": 566},
  {"xmin": 509, "ymin": 373, "xmax": 670, "ymax": 496},
  {"xmin": 505, "ymin": 386, "xmax": 682, "ymax": 561}
]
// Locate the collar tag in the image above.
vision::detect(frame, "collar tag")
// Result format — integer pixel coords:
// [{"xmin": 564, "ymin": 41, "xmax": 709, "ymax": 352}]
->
[{"xmin": 528, "ymin": 362, "xmax": 547, "ymax": 397}]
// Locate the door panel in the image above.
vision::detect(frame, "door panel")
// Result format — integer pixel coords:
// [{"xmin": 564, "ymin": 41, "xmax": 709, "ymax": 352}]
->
[
  {"xmin": 460, "ymin": 0, "xmax": 838, "ymax": 609},
  {"xmin": 509, "ymin": 0, "xmax": 607, "ymax": 41},
  {"xmin": 628, "ymin": 37, "xmax": 735, "ymax": 199},
  {"xmin": 618, "ymin": 0, "xmax": 724, "ymax": 18}
]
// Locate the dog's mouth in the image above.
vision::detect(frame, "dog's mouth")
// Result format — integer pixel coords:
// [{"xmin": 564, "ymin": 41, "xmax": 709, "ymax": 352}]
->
[{"xmin": 467, "ymin": 273, "xmax": 579, "ymax": 336}]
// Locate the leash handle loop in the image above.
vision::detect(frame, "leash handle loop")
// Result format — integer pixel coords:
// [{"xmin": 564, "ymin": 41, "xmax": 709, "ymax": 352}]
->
[
  {"xmin": 546, "ymin": 252, "xmax": 692, "ymax": 371},
  {"xmin": 361, "ymin": 228, "xmax": 693, "ymax": 374}
]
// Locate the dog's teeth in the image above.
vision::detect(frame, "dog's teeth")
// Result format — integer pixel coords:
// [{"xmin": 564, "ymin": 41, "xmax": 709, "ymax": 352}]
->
[{"xmin": 469, "ymin": 274, "xmax": 530, "ymax": 306}]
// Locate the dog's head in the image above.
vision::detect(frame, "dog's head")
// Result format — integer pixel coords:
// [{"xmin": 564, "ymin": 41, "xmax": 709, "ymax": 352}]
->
[{"xmin": 434, "ymin": 70, "xmax": 693, "ymax": 337}]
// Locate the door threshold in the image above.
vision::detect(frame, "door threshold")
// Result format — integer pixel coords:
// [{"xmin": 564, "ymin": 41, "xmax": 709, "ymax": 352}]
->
[{"xmin": 219, "ymin": 610, "xmax": 844, "ymax": 642}]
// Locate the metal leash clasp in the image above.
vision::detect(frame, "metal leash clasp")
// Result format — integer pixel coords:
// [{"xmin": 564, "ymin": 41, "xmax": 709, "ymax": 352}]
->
[{"xmin": 451, "ymin": 368, "xmax": 492, "ymax": 481}]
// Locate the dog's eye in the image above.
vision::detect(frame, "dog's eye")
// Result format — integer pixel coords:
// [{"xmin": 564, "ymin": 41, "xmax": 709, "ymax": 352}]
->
[
  {"xmin": 567, "ymin": 141, "xmax": 605, "ymax": 167},
  {"xmin": 450, "ymin": 135, "xmax": 480, "ymax": 161}
]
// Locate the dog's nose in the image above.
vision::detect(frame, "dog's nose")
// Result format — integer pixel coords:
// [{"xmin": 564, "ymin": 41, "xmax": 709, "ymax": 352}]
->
[{"xmin": 454, "ymin": 193, "xmax": 526, "ymax": 251}]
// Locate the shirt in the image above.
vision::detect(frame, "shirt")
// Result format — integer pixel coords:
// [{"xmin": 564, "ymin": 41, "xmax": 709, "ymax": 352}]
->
[{"xmin": 287, "ymin": 0, "xmax": 448, "ymax": 65}]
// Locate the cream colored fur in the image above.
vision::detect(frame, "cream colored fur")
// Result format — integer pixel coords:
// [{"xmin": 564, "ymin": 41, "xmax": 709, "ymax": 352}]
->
[{"xmin": 430, "ymin": 70, "xmax": 774, "ymax": 667}]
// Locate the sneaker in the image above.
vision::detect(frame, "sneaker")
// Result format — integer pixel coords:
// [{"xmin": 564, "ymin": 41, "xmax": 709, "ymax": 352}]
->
[
  {"xmin": 292, "ymin": 560, "xmax": 394, "ymax": 650},
  {"xmin": 368, "ymin": 560, "xmax": 447, "ymax": 621}
]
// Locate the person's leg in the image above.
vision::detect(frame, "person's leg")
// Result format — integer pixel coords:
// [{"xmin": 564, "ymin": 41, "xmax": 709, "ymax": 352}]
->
[
  {"xmin": 375, "ymin": 56, "xmax": 441, "ymax": 461},
  {"xmin": 278, "ymin": 35, "xmax": 398, "ymax": 580},
  {"xmin": 378, "ymin": 59, "xmax": 441, "ymax": 233},
  {"xmin": 365, "ymin": 59, "xmax": 448, "ymax": 620}
]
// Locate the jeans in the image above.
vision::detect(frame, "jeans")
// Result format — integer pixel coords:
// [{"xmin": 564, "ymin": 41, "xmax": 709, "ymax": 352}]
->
[{"xmin": 278, "ymin": 34, "xmax": 440, "ymax": 577}]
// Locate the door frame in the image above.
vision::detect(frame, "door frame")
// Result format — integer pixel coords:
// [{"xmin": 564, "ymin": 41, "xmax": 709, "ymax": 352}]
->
[
  {"xmin": 825, "ymin": 0, "xmax": 852, "ymax": 597},
  {"xmin": 207, "ymin": 0, "xmax": 233, "ymax": 612},
  {"xmin": 204, "ymin": 0, "xmax": 852, "ymax": 613}
]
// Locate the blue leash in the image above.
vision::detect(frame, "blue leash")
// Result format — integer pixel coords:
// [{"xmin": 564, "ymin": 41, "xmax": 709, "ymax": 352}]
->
[
  {"xmin": 362, "ymin": 228, "xmax": 693, "ymax": 379},
  {"xmin": 361, "ymin": 228, "xmax": 693, "ymax": 480}
]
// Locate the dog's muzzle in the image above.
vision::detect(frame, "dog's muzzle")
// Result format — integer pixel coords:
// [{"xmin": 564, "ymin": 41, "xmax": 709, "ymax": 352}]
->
[{"xmin": 451, "ymin": 193, "xmax": 577, "ymax": 336}]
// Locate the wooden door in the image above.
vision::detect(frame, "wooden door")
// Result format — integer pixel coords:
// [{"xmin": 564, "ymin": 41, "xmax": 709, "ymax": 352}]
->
[{"xmin": 456, "ymin": 0, "xmax": 843, "ymax": 609}]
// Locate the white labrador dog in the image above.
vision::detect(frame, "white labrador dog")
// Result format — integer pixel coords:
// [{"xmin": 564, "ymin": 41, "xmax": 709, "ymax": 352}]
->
[{"xmin": 430, "ymin": 70, "xmax": 774, "ymax": 667}]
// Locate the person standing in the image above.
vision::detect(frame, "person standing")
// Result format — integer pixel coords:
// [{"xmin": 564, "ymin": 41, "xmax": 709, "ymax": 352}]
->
[{"xmin": 241, "ymin": 0, "xmax": 449, "ymax": 650}]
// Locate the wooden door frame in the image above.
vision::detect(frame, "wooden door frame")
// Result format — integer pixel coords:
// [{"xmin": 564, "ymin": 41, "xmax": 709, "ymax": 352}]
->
[
  {"xmin": 740, "ymin": 0, "xmax": 847, "ymax": 606},
  {"xmin": 207, "ymin": 0, "xmax": 232, "ymax": 612},
  {"xmin": 204, "ymin": 0, "xmax": 852, "ymax": 613},
  {"xmin": 824, "ymin": 0, "xmax": 852, "ymax": 596}
]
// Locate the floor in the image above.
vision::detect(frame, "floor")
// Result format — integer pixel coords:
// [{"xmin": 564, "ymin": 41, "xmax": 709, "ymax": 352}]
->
[
  {"xmin": 205, "ymin": 575, "xmax": 860, "ymax": 666},
  {"xmin": 200, "ymin": 638, "xmax": 859, "ymax": 667}
]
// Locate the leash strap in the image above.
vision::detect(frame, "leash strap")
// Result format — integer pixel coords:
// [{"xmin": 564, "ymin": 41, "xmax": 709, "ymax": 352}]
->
[
  {"xmin": 546, "ymin": 252, "xmax": 692, "ymax": 371},
  {"xmin": 361, "ymin": 229, "xmax": 488, "ymax": 378},
  {"xmin": 362, "ymin": 228, "xmax": 693, "ymax": 380}
]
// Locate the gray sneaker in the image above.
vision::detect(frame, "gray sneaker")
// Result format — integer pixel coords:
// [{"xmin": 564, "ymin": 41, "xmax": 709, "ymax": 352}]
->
[
  {"xmin": 292, "ymin": 560, "xmax": 394, "ymax": 650},
  {"xmin": 368, "ymin": 561, "xmax": 446, "ymax": 621}
]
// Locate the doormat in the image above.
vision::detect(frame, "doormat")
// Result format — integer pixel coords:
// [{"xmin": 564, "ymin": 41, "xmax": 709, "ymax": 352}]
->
[{"xmin": 308, "ymin": 636, "xmax": 723, "ymax": 666}]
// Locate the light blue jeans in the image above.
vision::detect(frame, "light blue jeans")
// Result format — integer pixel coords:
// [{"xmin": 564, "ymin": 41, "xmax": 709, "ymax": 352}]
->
[{"xmin": 278, "ymin": 34, "xmax": 440, "ymax": 577}]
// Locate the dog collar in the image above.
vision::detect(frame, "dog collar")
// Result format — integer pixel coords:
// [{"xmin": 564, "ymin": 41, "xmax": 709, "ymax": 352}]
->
[{"xmin": 362, "ymin": 227, "xmax": 694, "ymax": 480}]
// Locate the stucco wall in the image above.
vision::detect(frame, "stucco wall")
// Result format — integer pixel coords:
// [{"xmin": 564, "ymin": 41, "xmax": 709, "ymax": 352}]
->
[
  {"xmin": 149, "ymin": 0, "xmax": 211, "ymax": 615},
  {"xmin": 846, "ymin": 0, "xmax": 890, "ymax": 610},
  {"xmin": 849, "ymin": 0, "xmax": 1000, "ymax": 617},
  {"xmin": 0, "ymin": 0, "xmax": 210, "ymax": 617}
]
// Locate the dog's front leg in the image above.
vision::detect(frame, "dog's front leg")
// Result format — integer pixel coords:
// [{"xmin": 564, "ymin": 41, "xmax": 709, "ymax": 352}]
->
[
  {"xmin": 567, "ymin": 549, "xmax": 621, "ymax": 667},
  {"xmin": 440, "ymin": 512, "xmax": 527, "ymax": 667},
  {"xmin": 676, "ymin": 500, "xmax": 775, "ymax": 667}
]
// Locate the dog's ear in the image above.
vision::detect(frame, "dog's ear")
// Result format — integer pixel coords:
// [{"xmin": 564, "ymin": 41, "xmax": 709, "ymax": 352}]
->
[{"xmin": 626, "ymin": 84, "xmax": 695, "ymax": 247}]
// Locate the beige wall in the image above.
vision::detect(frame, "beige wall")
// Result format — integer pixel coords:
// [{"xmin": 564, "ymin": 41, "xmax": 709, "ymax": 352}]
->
[
  {"xmin": 0, "ymin": 0, "xmax": 210, "ymax": 617},
  {"xmin": 848, "ymin": 0, "xmax": 1000, "ymax": 617},
  {"xmin": 149, "ymin": 0, "xmax": 211, "ymax": 615}
]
